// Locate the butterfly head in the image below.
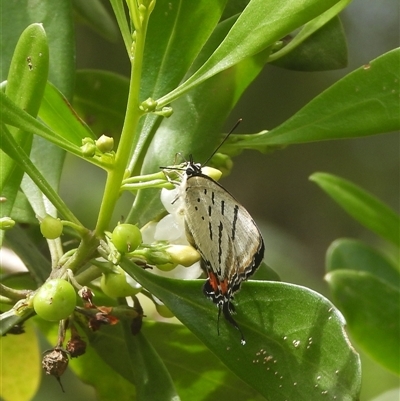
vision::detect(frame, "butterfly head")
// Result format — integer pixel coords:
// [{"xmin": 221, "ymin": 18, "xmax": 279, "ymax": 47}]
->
[{"xmin": 185, "ymin": 157, "xmax": 203, "ymax": 177}]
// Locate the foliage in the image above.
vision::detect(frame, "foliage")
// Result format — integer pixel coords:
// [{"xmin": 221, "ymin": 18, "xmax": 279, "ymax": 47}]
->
[{"xmin": 0, "ymin": 1, "xmax": 399, "ymax": 400}]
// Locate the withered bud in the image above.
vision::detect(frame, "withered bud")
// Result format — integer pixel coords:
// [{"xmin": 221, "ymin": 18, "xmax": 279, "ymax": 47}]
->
[
  {"xmin": 78, "ymin": 286, "xmax": 94, "ymax": 306},
  {"xmin": 66, "ymin": 336, "xmax": 87, "ymax": 358},
  {"xmin": 88, "ymin": 312, "xmax": 111, "ymax": 331},
  {"xmin": 42, "ymin": 348, "xmax": 69, "ymax": 392}
]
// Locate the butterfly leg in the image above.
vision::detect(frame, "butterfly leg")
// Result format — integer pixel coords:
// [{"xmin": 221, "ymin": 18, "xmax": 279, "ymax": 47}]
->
[{"xmin": 221, "ymin": 299, "xmax": 246, "ymax": 345}]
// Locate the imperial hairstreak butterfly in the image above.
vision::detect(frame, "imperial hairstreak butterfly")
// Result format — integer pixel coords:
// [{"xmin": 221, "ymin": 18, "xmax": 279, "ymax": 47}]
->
[{"xmin": 163, "ymin": 148, "xmax": 264, "ymax": 345}]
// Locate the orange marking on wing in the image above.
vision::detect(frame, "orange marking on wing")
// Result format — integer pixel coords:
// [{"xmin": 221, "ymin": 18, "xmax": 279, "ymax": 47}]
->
[
  {"xmin": 208, "ymin": 271, "xmax": 220, "ymax": 292},
  {"xmin": 220, "ymin": 279, "xmax": 229, "ymax": 295}
]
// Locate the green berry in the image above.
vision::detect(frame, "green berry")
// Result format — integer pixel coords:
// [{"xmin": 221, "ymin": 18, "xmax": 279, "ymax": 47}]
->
[
  {"xmin": 112, "ymin": 224, "xmax": 142, "ymax": 253},
  {"xmin": 33, "ymin": 279, "xmax": 76, "ymax": 321},
  {"xmin": 40, "ymin": 215, "xmax": 63, "ymax": 239},
  {"xmin": 100, "ymin": 266, "xmax": 142, "ymax": 298}
]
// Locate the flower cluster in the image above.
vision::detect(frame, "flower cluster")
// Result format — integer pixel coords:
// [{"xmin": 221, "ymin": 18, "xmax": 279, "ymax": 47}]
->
[{"xmin": 141, "ymin": 186, "xmax": 202, "ymax": 279}]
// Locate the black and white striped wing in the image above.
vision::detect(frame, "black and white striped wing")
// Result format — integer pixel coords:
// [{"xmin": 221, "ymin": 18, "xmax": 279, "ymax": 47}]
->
[{"xmin": 182, "ymin": 173, "xmax": 264, "ymax": 301}]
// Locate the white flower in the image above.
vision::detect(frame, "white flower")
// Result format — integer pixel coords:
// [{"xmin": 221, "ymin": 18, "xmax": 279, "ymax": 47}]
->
[{"xmin": 141, "ymin": 187, "xmax": 202, "ymax": 279}]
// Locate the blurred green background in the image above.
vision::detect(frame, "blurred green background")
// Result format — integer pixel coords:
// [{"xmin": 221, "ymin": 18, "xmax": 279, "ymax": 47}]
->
[{"xmin": 51, "ymin": 0, "xmax": 399, "ymax": 400}]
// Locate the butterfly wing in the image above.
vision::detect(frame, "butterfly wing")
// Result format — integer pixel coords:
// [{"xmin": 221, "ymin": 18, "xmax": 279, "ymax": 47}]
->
[{"xmin": 182, "ymin": 173, "xmax": 264, "ymax": 304}]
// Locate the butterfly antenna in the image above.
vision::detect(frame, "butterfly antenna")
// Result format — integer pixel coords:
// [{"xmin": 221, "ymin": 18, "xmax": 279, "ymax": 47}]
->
[{"xmin": 202, "ymin": 119, "xmax": 242, "ymax": 166}]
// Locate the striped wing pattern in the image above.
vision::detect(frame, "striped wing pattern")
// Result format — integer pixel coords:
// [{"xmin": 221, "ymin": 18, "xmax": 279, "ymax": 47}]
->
[{"xmin": 179, "ymin": 165, "xmax": 264, "ymax": 343}]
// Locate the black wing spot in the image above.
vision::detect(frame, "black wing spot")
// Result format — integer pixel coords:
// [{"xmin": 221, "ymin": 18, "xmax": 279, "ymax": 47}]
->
[
  {"xmin": 231, "ymin": 204, "xmax": 239, "ymax": 240},
  {"xmin": 218, "ymin": 221, "xmax": 223, "ymax": 265}
]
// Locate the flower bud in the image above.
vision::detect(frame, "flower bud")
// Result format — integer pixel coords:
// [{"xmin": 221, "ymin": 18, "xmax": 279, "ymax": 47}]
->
[
  {"xmin": 96, "ymin": 135, "xmax": 114, "ymax": 153},
  {"xmin": 0, "ymin": 217, "xmax": 15, "ymax": 230},
  {"xmin": 166, "ymin": 245, "xmax": 200, "ymax": 267},
  {"xmin": 202, "ymin": 166, "xmax": 222, "ymax": 181},
  {"xmin": 81, "ymin": 142, "xmax": 96, "ymax": 157}
]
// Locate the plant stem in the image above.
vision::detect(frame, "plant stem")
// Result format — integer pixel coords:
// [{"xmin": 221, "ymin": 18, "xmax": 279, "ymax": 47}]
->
[{"xmin": 94, "ymin": 3, "xmax": 152, "ymax": 236}]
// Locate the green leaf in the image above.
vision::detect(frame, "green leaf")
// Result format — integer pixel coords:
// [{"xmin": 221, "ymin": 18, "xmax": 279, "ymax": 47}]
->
[
  {"xmin": 270, "ymin": 16, "xmax": 348, "ymax": 71},
  {"xmin": 144, "ymin": 321, "xmax": 265, "ymax": 401},
  {"xmin": 0, "ymin": 0, "xmax": 75, "ymax": 99},
  {"xmin": 11, "ymin": 191, "xmax": 37, "ymax": 224},
  {"xmin": 0, "ymin": 23, "xmax": 49, "ymax": 245},
  {"xmin": 157, "ymin": 0, "xmax": 341, "ymax": 106},
  {"xmin": 326, "ymin": 238, "xmax": 400, "ymax": 283},
  {"xmin": 77, "ymin": 319, "xmax": 179, "ymax": 401},
  {"xmin": 73, "ymin": 70, "xmax": 129, "ymax": 139},
  {"xmin": 0, "ymin": 91, "xmax": 108, "ymax": 168},
  {"xmin": 129, "ymin": 0, "xmax": 228, "ymax": 174},
  {"xmin": 325, "ymin": 239, "xmax": 400, "ymax": 375},
  {"xmin": 325, "ymin": 270, "xmax": 400, "ymax": 375},
  {"xmin": 72, "ymin": 0, "xmax": 119, "ymax": 42},
  {"xmin": 1, "ymin": 1, "xmax": 76, "ymax": 230},
  {"xmin": 4, "ymin": 224, "xmax": 51, "ymax": 286},
  {"xmin": 268, "ymin": 0, "xmax": 351, "ymax": 70},
  {"xmin": 310, "ymin": 173, "xmax": 400, "ymax": 246},
  {"xmin": 39, "ymin": 81, "xmax": 96, "ymax": 146},
  {"xmin": 121, "ymin": 258, "xmax": 361, "ymax": 400},
  {"xmin": 129, "ymin": 17, "xmax": 270, "ymax": 226},
  {"xmin": 141, "ymin": 0, "xmax": 228, "ymax": 101},
  {"xmin": 226, "ymin": 48, "xmax": 400, "ymax": 150},
  {"xmin": 0, "ymin": 322, "xmax": 41, "ymax": 401},
  {"xmin": 0, "ymin": 124, "xmax": 82, "ymax": 225}
]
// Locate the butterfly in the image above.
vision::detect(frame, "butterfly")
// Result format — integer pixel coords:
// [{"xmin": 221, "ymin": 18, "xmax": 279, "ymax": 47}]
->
[{"xmin": 163, "ymin": 155, "xmax": 264, "ymax": 345}]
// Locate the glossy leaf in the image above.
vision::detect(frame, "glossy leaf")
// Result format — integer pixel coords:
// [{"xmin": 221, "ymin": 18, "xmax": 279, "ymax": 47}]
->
[
  {"xmin": 157, "ymin": 0, "xmax": 340, "ymax": 106},
  {"xmin": 326, "ymin": 270, "xmax": 400, "ymax": 375},
  {"xmin": 11, "ymin": 191, "xmax": 37, "ymax": 224},
  {"xmin": 0, "ymin": 124, "xmax": 82, "ymax": 225},
  {"xmin": 129, "ymin": 17, "xmax": 269, "ymax": 226},
  {"xmin": 270, "ymin": 16, "xmax": 348, "ymax": 71},
  {"xmin": 75, "ymin": 315, "xmax": 179, "ymax": 401},
  {"xmin": 129, "ymin": 0, "xmax": 228, "ymax": 173},
  {"xmin": 0, "ymin": 1, "xmax": 75, "ymax": 97},
  {"xmin": 1, "ymin": 1, "xmax": 76, "ymax": 231},
  {"xmin": 4, "ymin": 225, "xmax": 51, "ymax": 286},
  {"xmin": 144, "ymin": 321, "xmax": 265, "ymax": 401},
  {"xmin": 121, "ymin": 258, "xmax": 361, "ymax": 400},
  {"xmin": 225, "ymin": 48, "xmax": 400, "ymax": 150},
  {"xmin": 326, "ymin": 238, "xmax": 400, "ymax": 283},
  {"xmin": 0, "ymin": 23, "xmax": 49, "ymax": 245},
  {"xmin": 268, "ymin": 0, "xmax": 350, "ymax": 70},
  {"xmin": 0, "ymin": 322, "xmax": 41, "ymax": 401},
  {"xmin": 73, "ymin": 70, "xmax": 129, "ymax": 139},
  {"xmin": 72, "ymin": 0, "xmax": 119, "ymax": 42},
  {"xmin": 310, "ymin": 173, "xmax": 400, "ymax": 246},
  {"xmin": 39, "ymin": 81, "xmax": 96, "ymax": 146}
]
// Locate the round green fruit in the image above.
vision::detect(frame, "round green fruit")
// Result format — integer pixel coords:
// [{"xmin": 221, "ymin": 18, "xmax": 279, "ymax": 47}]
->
[
  {"xmin": 112, "ymin": 224, "xmax": 142, "ymax": 253},
  {"xmin": 40, "ymin": 215, "xmax": 63, "ymax": 239},
  {"xmin": 100, "ymin": 266, "xmax": 142, "ymax": 298},
  {"xmin": 33, "ymin": 279, "xmax": 76, "ymax": 321}
]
